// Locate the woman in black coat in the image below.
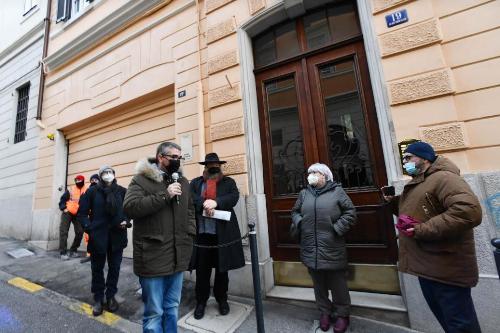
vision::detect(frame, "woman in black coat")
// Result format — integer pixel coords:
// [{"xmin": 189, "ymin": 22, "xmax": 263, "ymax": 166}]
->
[
  {"xmin": 77, "ymin": 166, "xmax": 130, "ymax": 317},
  {"xmin": 189, "ymin": 153, "xmax": 245, "ymax": 320}
]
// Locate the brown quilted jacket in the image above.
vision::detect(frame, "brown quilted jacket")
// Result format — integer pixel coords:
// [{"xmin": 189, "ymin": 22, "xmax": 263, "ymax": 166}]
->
[{"xmin": 393, "ymin": 156, "xmax": 482, "ymax": 287}]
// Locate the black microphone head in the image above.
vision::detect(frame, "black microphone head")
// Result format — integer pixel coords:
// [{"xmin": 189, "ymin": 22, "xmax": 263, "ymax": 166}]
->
[{"xmin": 172, "ymin": 172, "xmax": 179, "ymax": 181}]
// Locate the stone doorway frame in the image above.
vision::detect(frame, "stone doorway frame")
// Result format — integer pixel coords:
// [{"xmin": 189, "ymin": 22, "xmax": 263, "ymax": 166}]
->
[{"xmin": 237, "ymin": 0, "xmax": 401, "ymax": 292}]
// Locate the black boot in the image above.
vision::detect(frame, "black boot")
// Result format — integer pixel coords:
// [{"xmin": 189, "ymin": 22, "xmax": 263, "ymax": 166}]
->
[
  {"xmin": 218, "ymin": 301, "xmax": 230, "ymax": 315},
  {"xmin": 106, "ymin": 296, "xmax": 119, "ymax": 313},
  {"xmin": 92, "ymin": 300, "xmax": 104, "ymax": 316},
  {"xmin": 194, "ymin": 303, "xmax": 206, "ymax": 320}
]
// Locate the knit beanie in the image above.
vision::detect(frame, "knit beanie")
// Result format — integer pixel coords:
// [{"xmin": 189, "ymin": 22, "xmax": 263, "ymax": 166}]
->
[
  {"xmin": 98, "ymin": 165, "xmax": 115, "ymax": 176},
  {"xmin": 404, "ymin": 141, "xmax": 436, "ymax": 162},
  {"xmin": 74, "ymin": 175, "xmax": 85, "ymax": 182},
  {"xmin": 90, "ymin": 174, "xmax": 100, "ymax": 182}
]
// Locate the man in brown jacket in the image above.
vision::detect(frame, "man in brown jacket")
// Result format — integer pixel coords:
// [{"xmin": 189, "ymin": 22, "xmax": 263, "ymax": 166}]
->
[
  {"xmin": 123, "ymin": 142, "xmax": 196, "ymax": 333},
  {"xmin": 385, "ymin": 141, "xmax": 482, "ymax": 333}
]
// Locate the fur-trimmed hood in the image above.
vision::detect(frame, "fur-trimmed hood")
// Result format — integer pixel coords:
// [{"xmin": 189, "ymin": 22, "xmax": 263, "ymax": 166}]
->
[{"xmin": 135, "ymin": 158, "xmax": 163, "ymax": 183}]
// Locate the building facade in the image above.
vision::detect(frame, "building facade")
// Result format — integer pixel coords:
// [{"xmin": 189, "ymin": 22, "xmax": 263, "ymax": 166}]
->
[
  {"xmin": 32, "ymin": 0, "xmax": 499, "ymax": 331},
  {"xmin": 0, "ymin": 0, "xmax": 49, "ymax": 240}
]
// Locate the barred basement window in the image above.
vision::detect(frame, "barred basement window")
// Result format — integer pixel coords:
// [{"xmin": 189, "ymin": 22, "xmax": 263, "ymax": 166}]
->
[{"xmin": 14, "ymin": 84, "xmax": 30, "ymax": 144}]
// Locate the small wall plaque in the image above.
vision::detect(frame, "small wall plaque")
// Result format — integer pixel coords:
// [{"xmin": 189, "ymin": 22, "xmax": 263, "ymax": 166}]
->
[
  {"xmin": 386, "ymin": 9, "xmax": 409, "ymax": 28},
  {"xmin": 178, "ymin": 90, "xmax": 186, "ymax": 98},
  {"xmin": 180, "ymin": 133, "xmax": 193, "ymax": 162}
]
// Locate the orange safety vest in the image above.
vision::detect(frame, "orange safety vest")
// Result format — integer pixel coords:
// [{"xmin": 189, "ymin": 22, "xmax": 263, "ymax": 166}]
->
[{"xmin": 66, "ymin": 185, "xmax": 87, "ymax": 215}]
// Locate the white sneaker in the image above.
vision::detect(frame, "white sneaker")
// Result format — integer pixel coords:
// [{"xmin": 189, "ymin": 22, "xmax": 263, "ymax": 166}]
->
[
  {"xmin": 68, "ymin": 251, "xmax": 80, "ymax": 259},
  {"xmin": 60, "ymin": 254, "xmax": 69, "ymax": 260}
]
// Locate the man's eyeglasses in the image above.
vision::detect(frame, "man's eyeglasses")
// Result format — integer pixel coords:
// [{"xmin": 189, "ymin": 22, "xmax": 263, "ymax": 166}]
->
[
  {"xmin": 402, "ymin": 154, "xmax": 415, "ymax": 162},
  {"xmin": 161, "ymin": 154, "xmax": 184, "ymax": 161}
]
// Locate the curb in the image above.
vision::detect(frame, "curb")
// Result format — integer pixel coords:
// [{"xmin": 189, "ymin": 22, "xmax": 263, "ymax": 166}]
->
[{"xmin": 0, "ymin": 269, "xmax": 142, "ymax": 333}]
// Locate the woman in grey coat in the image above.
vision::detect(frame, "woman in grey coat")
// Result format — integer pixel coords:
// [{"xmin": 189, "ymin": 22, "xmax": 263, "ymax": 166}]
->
[{"xmin": 291, "ymin": 163, "xmax": 356, "ymax": 333}]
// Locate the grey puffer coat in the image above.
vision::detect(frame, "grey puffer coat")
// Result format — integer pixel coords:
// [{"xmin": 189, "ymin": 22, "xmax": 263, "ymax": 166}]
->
[{"xmin": 291, "ymin": 181, "xmax": 357, "ymax": 270}]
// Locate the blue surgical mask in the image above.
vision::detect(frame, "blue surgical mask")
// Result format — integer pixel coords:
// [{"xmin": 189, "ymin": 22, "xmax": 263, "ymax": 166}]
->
[{"xmin": 404, "ymin": 162, "xmax": 418, "ymax": 176}]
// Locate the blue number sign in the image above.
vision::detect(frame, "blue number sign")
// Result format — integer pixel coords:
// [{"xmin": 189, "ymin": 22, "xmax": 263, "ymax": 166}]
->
[{"xmin": 385, "ymin": 9, "xmax": 408, "ymax": 28}]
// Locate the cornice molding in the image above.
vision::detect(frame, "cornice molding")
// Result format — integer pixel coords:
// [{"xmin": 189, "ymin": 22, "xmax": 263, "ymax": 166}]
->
[
  {"xmin": 44, "ymin": 0, "xmax": 169, "ymax": 71},
  {"xmin": 46, "ymin": 0, "xmax": 195, "ymax": 87},
  {"xmin": 0, "ymin": 21, "xmax": 45, "ymax": 66}
]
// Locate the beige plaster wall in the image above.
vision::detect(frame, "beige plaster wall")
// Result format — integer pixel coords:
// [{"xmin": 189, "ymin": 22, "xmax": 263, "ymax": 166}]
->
[
  {"xmin": 35, "ymin": 0, "xmax": 203, "ymax": 209},
  {"xmin": 36, "ymin": 0, "xmax": 499, "ymax": 210},
  {"xmin": 373, "ymin": 0, "xmax": 500, "ymax": 172},
  {"xmin": 36, "ymin": 0, "xmax": 265, "ymax": 209}
]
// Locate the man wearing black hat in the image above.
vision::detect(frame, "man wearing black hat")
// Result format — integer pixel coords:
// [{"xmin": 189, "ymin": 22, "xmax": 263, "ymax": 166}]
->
[
  {"xmin": 190, "ymin": 153, "xmax": 245, "ymax": 320},
  {"xmin": 383, "ymin": 141, "xmax": 483, "ymax": 333}
]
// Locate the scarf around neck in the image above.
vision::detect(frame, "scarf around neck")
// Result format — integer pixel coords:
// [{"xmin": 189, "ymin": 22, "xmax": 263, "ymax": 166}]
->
[{"xmin": 201, "ymin": 171, "xmax": 223, "ymax": 200}]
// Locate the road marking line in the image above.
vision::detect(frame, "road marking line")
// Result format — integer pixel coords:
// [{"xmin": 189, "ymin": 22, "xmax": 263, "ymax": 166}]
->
[
  {"xmin": 74, "ymin": 302, "xmax": 120, "ymax": 326},
  {"xmin": 7, "ymin": 277, "xmax": 44, "ymax": 293},
  {"xmin": 6, "ymin": 275, "xmax": 125, "ymax": 328}
]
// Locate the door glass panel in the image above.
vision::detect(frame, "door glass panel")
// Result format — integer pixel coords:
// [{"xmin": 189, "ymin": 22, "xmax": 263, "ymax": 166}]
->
[
  {"xmin": 328, "ymin": 3, "xmax": 361, "ymax": 42},
  {"xmin": 265, "ymin": 76, "xmax": 306, "ymax": 195},
  {"xmin": 318, "ymin": 60, "xmax": 374, "ymax": 188},
  {"xmin": 303, "ymin": 9, "xmax": 331, "ymax": 49}
]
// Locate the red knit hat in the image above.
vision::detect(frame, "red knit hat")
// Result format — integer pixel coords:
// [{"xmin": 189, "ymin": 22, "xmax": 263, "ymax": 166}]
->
[{"xmin": 75, "ymin": 175, "xmax": 85, "ymax": 182}]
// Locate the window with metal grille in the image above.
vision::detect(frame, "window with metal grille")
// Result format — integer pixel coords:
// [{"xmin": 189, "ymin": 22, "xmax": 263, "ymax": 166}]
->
[{"xmin": 14, "ymin": 84, "xmax": 30, "ymax": 144}]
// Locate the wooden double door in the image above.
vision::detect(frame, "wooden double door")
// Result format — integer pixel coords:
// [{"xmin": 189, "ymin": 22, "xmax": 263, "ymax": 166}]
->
[{"xmin": 256, "ymin": 42, "xmax": 399, "ymax": 293}]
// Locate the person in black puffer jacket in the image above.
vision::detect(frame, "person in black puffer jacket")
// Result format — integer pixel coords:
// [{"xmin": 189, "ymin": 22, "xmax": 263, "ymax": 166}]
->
[
  {"xmin": 291, "ymin": 163, "xmax": 356, "ymax": 333},
  {"xmin": 77, "ymin": 165, "xmax": 130, "ymax": 317}
]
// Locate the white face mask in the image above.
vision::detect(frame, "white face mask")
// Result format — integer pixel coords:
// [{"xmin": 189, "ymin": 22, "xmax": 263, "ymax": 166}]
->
[
  {"xmin": 101, "ymin": 173, "xmax": 115, "ymax": 183},
  {"xmin": 307, "ymin": 174, "xmax": 320, "ymax": 186}
]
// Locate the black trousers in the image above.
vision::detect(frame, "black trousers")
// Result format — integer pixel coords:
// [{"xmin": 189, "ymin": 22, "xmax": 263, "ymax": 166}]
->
[
  {"xmin": 195, "ymin": 234, "xmax": 228, "ymax": 304},
  {"xmin": 90, "ymin": 243, "xmax": 123, "ymax": 302},
  {"xmin": 419, "ymin": 277, "xmax": 482, "ymax": 333},
  {"xmin": 59, "ymin": 212, "xmax": 83, "ymax": 254}
]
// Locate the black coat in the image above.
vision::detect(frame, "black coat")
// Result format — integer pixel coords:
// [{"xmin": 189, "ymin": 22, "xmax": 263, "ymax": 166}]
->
[
  {"xmin": 189, "ymin": 176, "xmax": 245, "ymax": 272},
  {"xmin": 77, "ymin": 181, "xmax": 128, "ymax": 254}
]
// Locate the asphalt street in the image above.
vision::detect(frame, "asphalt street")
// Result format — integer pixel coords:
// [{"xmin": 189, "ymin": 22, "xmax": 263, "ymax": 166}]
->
[{"xmin": 0, "ymin": 280, "xmax": 121, "ymax": 333}]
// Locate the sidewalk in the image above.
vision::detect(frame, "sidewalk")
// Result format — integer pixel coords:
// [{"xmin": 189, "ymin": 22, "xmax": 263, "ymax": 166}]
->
[{"xmin": 0, "ymin": 238, "xmax": 420, "ymax": 333}]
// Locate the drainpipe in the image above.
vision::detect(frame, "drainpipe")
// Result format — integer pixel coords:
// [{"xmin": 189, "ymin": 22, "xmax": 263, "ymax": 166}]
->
[
  {"xmin": 36, "ymin": 0, "xmax": 52, "ymax": 120},
  {"xmin": 195, "ymin": 0, "xmax": 205, "ymax": 169}
]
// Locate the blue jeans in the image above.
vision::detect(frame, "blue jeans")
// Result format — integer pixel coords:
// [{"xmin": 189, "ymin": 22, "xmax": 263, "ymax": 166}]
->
[
  {"xmin": 419, "ymin": 277, "xmax": 482, "ymax": 333},
  {"xmin": 139, "ymin": 272, "xmax": 184, "ymax": 333}
]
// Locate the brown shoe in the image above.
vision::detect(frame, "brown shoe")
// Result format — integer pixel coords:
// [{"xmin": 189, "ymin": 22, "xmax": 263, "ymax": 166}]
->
[
  {"xmin": 333, "ymin": 316, "xmax": 350, "ymax": 333},
  {"xmin": 319, "ymin": 313, "xmax": 331, "ymax": 331}
]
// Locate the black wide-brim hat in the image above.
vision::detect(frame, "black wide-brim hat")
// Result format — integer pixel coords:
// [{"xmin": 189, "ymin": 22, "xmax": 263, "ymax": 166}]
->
[{"xmin": 199, "ymin": 152, "xmax": 227, "ymax": 165}]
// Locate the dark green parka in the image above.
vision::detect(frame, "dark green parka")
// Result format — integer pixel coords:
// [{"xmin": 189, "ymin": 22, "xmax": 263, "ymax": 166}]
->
[
  {"xmin": 291, "ymin": 181, "xmax": 357, "ymax": 270},
  {"xmin": 123, "ymin": 158, "xmax": 196, "ymax": 277}
]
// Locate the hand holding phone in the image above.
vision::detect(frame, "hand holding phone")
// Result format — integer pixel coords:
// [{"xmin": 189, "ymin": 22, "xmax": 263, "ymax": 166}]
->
[
  {"xmin": 381, "ymin": 186, "xmax": 395, "ymax": 196},
  {"xmin": 381, "ymin": 186, "xmax": 395, "ymax": 202}
]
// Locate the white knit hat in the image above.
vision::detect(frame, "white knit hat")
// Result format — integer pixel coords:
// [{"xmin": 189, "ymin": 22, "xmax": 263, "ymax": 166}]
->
[
  {"xmin": 98, "ymin": 165, "xmax": 114, "ymax": 176},
  {"xmin": 307, "ymin": 163, "xmax": 334, "ymax": 182}
]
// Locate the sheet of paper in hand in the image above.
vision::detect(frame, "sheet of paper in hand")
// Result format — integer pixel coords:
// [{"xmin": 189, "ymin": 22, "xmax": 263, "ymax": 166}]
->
[{"xmin": 202, "ymin": 209, "xmax": 232, "ymax": 221}]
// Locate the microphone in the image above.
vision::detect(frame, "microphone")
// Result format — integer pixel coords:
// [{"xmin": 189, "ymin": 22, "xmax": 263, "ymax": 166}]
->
[{"xmin": 172, "ymin": 172, "xmax": 180, "ymax": 205}]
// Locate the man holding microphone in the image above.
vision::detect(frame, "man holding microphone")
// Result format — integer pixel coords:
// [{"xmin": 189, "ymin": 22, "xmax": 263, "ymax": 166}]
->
[{"xmin": 124, "ymin": 142, "xmax": 196, "ymax": 333}]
